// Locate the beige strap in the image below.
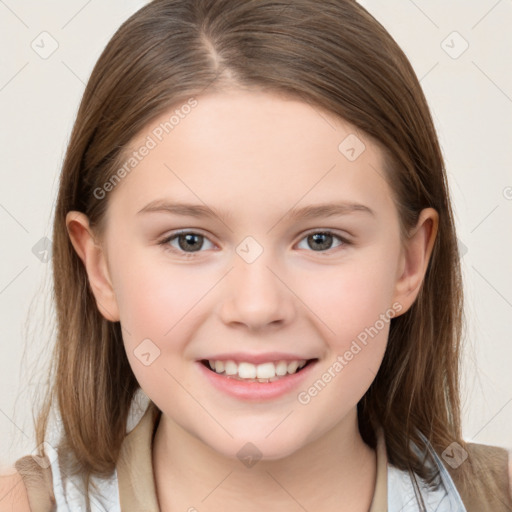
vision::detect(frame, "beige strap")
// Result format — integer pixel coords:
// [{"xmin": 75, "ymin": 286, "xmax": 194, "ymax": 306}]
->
[
  {"xmin": 14, "ymin": 454, "xmax": 56, "ymax": 512},
  {"xmin": 446, "ymin": 442, "xmax": 512, "ymax": 512},
  {"xmin": 117, "ymin": 401, "xmax": 161, "ymax": 511}
]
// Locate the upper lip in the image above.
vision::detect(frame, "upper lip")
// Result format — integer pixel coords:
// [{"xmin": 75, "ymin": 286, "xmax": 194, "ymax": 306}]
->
[{"xmin": 198, "ymin": 352, "xmax": 317, "ymax": 365}]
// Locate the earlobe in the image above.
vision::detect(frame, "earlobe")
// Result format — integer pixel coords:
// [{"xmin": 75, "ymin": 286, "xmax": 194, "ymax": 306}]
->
[
  {"xmin": 392, "ymin": 208, "xmax": 439, "ymax": 314},
  {"xmin": 65, "ymin": 211, "xmax": 120, "ymax": 322}
]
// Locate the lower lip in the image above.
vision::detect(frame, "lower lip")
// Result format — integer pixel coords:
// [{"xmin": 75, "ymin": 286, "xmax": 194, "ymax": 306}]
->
[{"xmin": 196, "ymin": 360, "xmax": 318, "ymax": 401}]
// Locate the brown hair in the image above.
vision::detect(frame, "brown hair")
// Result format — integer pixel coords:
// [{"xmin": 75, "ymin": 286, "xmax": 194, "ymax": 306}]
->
[{"xmin": 27, "ymin": 0, "xmax": 507, "ymax": 508}]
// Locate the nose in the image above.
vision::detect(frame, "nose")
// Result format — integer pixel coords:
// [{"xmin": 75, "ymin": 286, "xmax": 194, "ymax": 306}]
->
[{"xmin": 217, "ymin": 254, "xmax": 296, "ymax": 331}]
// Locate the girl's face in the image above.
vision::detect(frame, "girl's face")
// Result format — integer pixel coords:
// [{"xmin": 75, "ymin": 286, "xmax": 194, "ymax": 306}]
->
[{"xmin": 69, "ymin": 89, "xmax": 435, "ymax": 460}]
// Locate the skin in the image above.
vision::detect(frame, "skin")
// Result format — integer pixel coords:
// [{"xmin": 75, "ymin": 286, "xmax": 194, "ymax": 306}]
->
[
  {"xmin": 0, "ymin": 469, "xmax": 31, "ymax": 512},
  {"xmin": 66, "ymin": 89, "xmax": 438, "ymax": 511}
]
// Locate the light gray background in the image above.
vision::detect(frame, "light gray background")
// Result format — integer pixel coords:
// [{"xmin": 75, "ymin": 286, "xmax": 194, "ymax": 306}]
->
[{"xmin": 1, "ymin": 0, "xmax": 511, "ymax": 467}]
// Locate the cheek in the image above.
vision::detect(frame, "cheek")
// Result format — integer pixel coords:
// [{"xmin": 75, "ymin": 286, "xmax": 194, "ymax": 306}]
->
[
  {"xmin": 111, "ymin": 253, "xmax": 214, "ymax": 375},
  {"xmin": 295, "ymin": 259, "xmax": 397, "ymax": 414},
  {"xmin": 113, "ymin": 257, "xmax": 205, "ymax": 397},
  {"xmin": 301, "ymin": 252, "xmax": 399, "ymax": 347},
  {"xmin": 113, "ymin": 249, "xmax": 208, "ymax": 335}
]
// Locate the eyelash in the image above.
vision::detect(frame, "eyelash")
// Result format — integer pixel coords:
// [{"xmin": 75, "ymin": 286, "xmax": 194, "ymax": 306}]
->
[{"xmin": 157, "ymin": 229, "xmax": 351, "ymax": 258}]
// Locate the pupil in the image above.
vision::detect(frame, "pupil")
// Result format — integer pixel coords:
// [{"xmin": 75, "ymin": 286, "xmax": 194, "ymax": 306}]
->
[
  {"xmin": 309, "ymin": 233, "xmax": 332, "ymax": 251},
  {"xmin": 179, "ymin": 233, "xmax": 203, "ymax": 252}
]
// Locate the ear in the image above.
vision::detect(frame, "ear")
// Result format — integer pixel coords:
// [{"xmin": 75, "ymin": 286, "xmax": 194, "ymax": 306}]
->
[
  {"xmin": 392, "ymin": 207, "xmax": 439, "ymax": 315},
  {"xmin": 65, "ymin": 211, "xmax": 120, "ymax": 322}
]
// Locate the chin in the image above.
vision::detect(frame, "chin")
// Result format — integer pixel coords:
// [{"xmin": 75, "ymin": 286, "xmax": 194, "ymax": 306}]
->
[{"xmin": 206, "ymin": 433, "xmax": 307, "ymax": 463}]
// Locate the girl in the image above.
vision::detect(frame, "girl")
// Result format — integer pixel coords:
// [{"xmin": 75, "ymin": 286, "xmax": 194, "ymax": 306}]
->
[{"xmin": 3, "ymin": 0, "xmax": 511, "ymax": 510}]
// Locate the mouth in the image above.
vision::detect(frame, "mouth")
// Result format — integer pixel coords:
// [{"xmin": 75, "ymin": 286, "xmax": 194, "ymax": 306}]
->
[
  {"xmin": 196, "ymin": 357, "xmax": 320, "ymax": 401},
  {"xmin": 199, "ymin": 358, "xmax": 318, "ymax": 383}
]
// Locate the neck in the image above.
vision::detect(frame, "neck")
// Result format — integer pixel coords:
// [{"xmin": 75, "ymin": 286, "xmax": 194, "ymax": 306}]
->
[{"xmin": 152, "ymin": 407, "xmax": 377, "ymax": 512}]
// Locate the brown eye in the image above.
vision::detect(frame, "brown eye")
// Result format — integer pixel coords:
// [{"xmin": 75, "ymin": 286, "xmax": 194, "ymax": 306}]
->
[
  {"xmin": 308, "ymin": 233, "xmax": 333, "ymax": 251},
  {"xmin": 176, "ymin": 233, "xmax": 204, "ymax": 252},
  {"xmin": 297, "ymin": 231, "xmax": 349, "ymax": 252},
  {"xmin": 159, "ymin": 231, "xmax": 215, "ymax": 256}
]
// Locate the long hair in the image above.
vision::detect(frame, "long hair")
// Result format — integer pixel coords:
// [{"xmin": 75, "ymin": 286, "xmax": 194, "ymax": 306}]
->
[{"xmin": 29, "ymin": 0, "xmax": 505, "ymax": 507}]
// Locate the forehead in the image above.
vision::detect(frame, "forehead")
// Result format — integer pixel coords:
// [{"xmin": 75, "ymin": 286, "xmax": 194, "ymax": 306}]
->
[{"xmin": 107, "ymin": 90, "xmax": 395, "ymax": 223}]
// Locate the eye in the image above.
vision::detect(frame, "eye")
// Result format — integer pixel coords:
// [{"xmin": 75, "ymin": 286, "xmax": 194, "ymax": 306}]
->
[
  {"xmin": 158, "ymin": 229, "xmax": 351, "ymax": 258},
  {"xmin": 158, "ymin": 230, "xmax": 215, "ymax": 256},
  {"xmin": 296, "ymin": 230, "xmax": 350, "ymax": 253}
]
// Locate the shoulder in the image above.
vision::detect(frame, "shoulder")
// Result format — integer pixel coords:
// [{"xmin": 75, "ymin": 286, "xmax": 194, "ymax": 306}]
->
[
  {"xmin": 469, "ymin": 442, "xmax": 512, "ymax": 500},
  {"xmin": 465, "ymin": 441, "xmax": 511, "ymax": 479},
  {"xmin": 445, "ymin": 441, "xmax": 512, "ymax": 510},
  {"xmin": 0, "ymin": 455, "xmax": 57, "ymax": 512},
  {"xmin": 0, "ymin": 467, "xmax": 31, "ymax": 512}
]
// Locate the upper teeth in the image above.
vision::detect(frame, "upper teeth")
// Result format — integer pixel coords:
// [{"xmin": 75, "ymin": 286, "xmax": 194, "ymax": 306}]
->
[{"xmin": 208, "ymin": 359, "xmax": 308, "ymax": 379}]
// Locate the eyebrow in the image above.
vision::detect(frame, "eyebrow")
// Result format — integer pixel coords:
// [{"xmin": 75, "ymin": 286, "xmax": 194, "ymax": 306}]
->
[{"xmin": 136, "ymin": 199, "xmax": 375, "ymax": 222}]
